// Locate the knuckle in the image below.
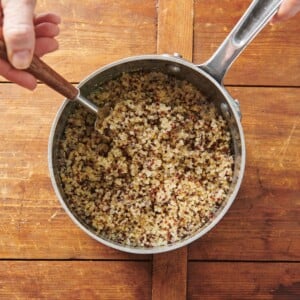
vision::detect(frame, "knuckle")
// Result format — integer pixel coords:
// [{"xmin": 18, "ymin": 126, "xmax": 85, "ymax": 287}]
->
[{"xmin": 4, "ymin": 24, "xmax": 33, "ymax": 44}]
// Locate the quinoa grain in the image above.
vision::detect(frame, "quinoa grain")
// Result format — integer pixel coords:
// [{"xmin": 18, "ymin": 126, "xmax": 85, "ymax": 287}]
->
[{"xmin": 58, "ymin": 71, "xmax": 234, "ymax": 247}]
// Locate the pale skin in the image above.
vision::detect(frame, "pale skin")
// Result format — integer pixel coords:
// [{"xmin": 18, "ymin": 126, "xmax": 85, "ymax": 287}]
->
[
  {"xmin": 0, "ymin": 0, "xmax": 60, "ymax": 89},
  {"xmin": 0, "ymin": 0, "xmax": 299, "ymax": 90}
]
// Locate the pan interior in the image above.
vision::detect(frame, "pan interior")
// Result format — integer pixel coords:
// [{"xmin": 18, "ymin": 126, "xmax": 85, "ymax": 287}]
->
[{"xmin": 49, "ymin": 57, "xmax": 244, "ymax": 253}]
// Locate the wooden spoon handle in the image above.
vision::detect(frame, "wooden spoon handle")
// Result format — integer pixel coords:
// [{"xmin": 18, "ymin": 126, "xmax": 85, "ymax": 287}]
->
[{"xmin": 0, "ymin": 40, "xmax": 78, "ymax": 100}]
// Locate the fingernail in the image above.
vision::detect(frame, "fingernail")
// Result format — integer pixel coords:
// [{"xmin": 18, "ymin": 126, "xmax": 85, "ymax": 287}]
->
[{"xmin": 11, "ymin": 50, "xmax": 31, "ymax": 69}]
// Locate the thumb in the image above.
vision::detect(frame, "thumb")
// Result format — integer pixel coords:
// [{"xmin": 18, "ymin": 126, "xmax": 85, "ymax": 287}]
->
[{"xmin": 2, "ymin": 0, "xmax": 36, "ymax": 69}]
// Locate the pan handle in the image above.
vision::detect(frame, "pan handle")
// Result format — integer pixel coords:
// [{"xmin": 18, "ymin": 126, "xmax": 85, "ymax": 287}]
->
[{"xmin": 199, "ymin": 0, "xmax": 283, "ymax": 84}]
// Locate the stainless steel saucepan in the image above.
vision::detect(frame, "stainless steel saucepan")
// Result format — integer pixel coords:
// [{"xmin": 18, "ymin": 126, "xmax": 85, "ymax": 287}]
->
[{"xmin": 46, "ymin": 0, "xmax": 282, "ymax": 254}]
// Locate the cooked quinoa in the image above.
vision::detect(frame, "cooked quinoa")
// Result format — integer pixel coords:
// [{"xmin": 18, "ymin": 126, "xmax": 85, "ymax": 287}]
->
[{"xmin": 58, "ymin": 71, "xmax": 234, "ymax": 247}]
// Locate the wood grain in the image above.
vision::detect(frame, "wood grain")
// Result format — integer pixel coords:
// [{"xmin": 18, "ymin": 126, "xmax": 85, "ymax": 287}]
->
[
  {"xmin": 194, "ymin": 0, "xmax": 300, "ymax": 86},
  {"xmin": 188, "ymin": 262, "xmax": 300, "ymax": 300},
  {"xmin": 0, "ymin": 84, "xmax": 150, "ymax": 260},
  {"xmin": 0, "ymin": 40, "xmax": 79, "ymax": 100},
  {"xmin": 0, "ymin": 88, "xmax": 298, "ymax": 263},
  {"xmin": 0, "ymin": 88, "xmax": 298, "ymax": 262},
  {"xmin": 189, "ymin": 86, "xmax": 300, "ymax": 260},
  {"xmin": 157, "ymin": 0, "xmax": 194, "ymax": 58},
  {"xmin": 3, "ymin": 0, "xmax": 156, "ymax": 83},
  {"xmin": 0, "ymin": 0, "xmax": 300, "ymax": 298},
  {"xmin": 152, "ymin": 247, "xmax": 187, "ymax": 300},
  {"xmin": 151, "ymin": 1, "xmax": 194, "ymax": 299},
  {"xmin": 0, "ymin": 261, "xmax": 152, "ymax": 300}
]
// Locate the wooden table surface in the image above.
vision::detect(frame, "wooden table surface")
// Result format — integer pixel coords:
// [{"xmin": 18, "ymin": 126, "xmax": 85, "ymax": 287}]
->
[{"xmin": 0, "ymin": 1, "xmax": 299, "ymax": 299}]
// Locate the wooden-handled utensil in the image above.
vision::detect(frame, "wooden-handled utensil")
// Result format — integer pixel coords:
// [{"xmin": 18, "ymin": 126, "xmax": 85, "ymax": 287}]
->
[{"xmin": 0, "ymin": 40, "xmax": 99, "ymax": 115}]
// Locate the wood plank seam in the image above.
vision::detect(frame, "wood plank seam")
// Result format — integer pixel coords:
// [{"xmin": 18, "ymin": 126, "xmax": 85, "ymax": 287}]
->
[{"xmin": 152, "ymin": 0, "xmax": 194, "ymax": 299}]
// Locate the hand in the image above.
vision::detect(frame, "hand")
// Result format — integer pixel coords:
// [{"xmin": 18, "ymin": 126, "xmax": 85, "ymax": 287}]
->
[
  {"xmin": 0, "ymin": 0, "xmax": 61, "ymax": 89},
  {"xmin": 272, "ymin": 0, "xmax": 300, "ymax": 23}
]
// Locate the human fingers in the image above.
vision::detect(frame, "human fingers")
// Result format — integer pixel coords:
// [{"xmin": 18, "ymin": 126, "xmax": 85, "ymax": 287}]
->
[
  {"xmin": 34, "ymin": 12, "xmax": 61, "ymax": 26},
  {"xmin": 34, "ymin": 13, "xmax": 61, "ymax": 56},
  {"xmin": 35, "ymin": 22, "xmax": 60, "ymax": 38},
  {"xmin": 0, "ymin": 59, "xmax": 37, "ymax": 89},
  {"xmin": 2, "ymin": 0, "xmax": 36, "ymax": 69},
  {"xmin": 34, "ymin": 37, "xmax": 59, "ymax": 57},
  {"xmin": 272, "ymin": 0, "xmax": 300, "ymax": 23},
  {"xmin": 0, "ymin": 36, "xmax": 57, "ymax": 88}
]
